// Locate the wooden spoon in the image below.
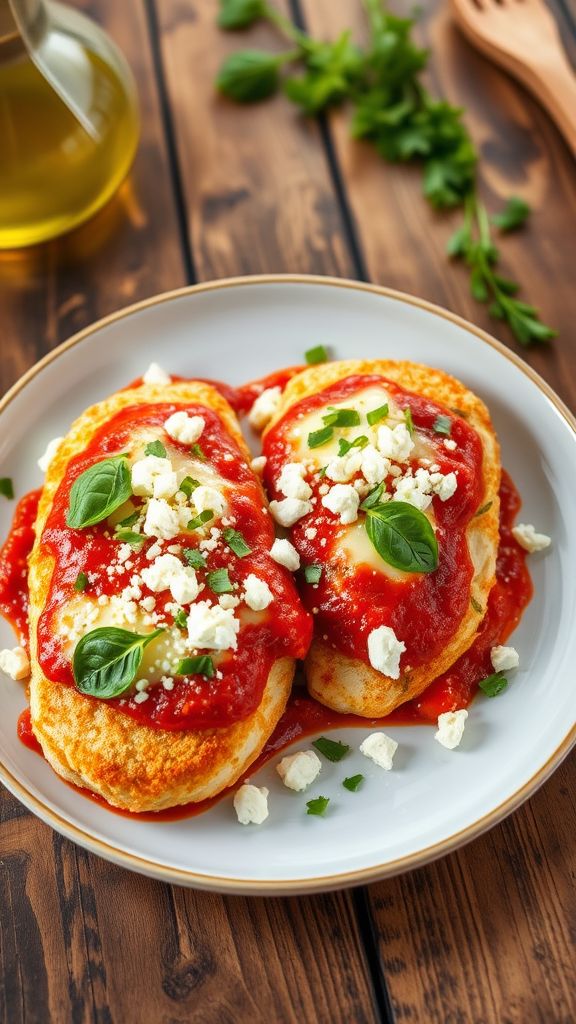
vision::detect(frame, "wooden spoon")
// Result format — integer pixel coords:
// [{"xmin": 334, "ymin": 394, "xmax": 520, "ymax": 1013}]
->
[{"xmin": 450, "ymin": 0, "xmax": 576, "ymax": 155}]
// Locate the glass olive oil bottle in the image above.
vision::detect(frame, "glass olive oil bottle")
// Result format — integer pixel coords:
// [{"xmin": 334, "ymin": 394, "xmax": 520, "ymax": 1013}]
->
[{"xmin": 0, "ymin": 0, "xmax": 139, "ymax": 248}]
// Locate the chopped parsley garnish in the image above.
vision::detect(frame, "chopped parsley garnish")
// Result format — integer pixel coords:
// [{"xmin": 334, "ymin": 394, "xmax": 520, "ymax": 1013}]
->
[
  {"xmin": 318, "ymin": 465, "xmax": 328, "ymax": 478},
  {"xmin": 74, "ymin": 571, "xmax": 88, "ymax": 592},
  {"xmin": 145, "ymin": 440, "xmax": 167, "ymax": 458},
  {"xmin": 187, "ymin": 510, "xmax": 214, "ymax": 530},
  {"xmin": 492, "ymin": 196, "xmax": 530, "ymax": 232},
  {"xmin": 183, "ymin": 547, "xmax": 207, "ymax": 569},
  {"xmin": 404, "ymin": 407, "xmax": 415, "ymax": 436},
  {"xmin": 366, "ymin": 403, "xmax": 389, "ymax": 426},
  {"xmin": 479, "ymin": 671, "xmax": 508, "ymax": 697},
  {"xmin": 304, "ymin": 564, "xmax": 322, "ymax": 584},
  {"xmin": 308, "ymin": 426, "xmax": 333, "ymax": 449},
  {"xmin": 313, "ymin": 735, "xmax": 350, "ymax": 762},
  {"xmin": 306, "ymin": 796, "xmax": 330, "ymax": 816},
  {"xmin": 174, "ymin": 608, "xmax": 188, "ymax": 630},
  {"xmin": 207, "ymin": 567, "xmax": 233, "ymax": 593},
  {"xmin": 223, "ymin": 527, "xmax": 252, "ymax": 557},
  {"xmin": 433, "ymin": 415, "xmax": 452, "ymax": 436},
  {"xmin": 115, "ymin": 530, "xmax": 144, "ymax": 546},
  {"xmin": 475, "ymin": 501, "xmax": 493, "ymax": 517},
  {"xmin": 343, "ymin": 774, "xmax": 364, "ymax": 792},
  {"xmin": 360, "ymin": 482, "xmax": 385, "ymax": 510},
  {"xmin": 180, "ymin": 476, "xmax": 200, "ymax": 497},
  {"xmin": 176, "ymin": 655, "xmax": 215, "ymax": 678},
  {"xmin": 305, "ymin": 344, "xmax": 329, "ymax": 365},
  {"xmin": 191, "ymin": 443, "xmax": 207, "ymax": 461},
  {"xmin": 322, "ymin": 407, "xmax": 361, "ymax": 428},
  {"xmin": 116, "ymin": 510, "xmax": 139, "ymax": 528},
  {"xmin": 338, "ymin": 435, "xmax": 368, "ymax": 456},
  {"xmin": 0, "ymin": 478, "xmax": 14, "ymax": 500}
]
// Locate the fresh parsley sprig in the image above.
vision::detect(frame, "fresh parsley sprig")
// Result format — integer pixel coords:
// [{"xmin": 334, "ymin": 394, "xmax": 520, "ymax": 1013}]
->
[{"xmin": 216, "ymin": 0, "xmax": 556, "ymax": 346}]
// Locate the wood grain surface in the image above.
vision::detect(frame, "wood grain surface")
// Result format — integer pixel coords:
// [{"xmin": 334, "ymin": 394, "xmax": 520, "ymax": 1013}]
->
[{"xmin": 0, "ymin": 1, "xmax": 574, "ymax": 1022}]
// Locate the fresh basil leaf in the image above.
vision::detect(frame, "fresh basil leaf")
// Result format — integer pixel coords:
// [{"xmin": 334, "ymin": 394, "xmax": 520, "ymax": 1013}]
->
[
  {"xmin": 360, "ymin": 482, "xmax": 385, "ymax": 510},
  {"xmin": 116, "ymin": 510, "xmax": 139, "ymax": 528},
  {"xmin": 343, "ymin": 774, "xmax": 364, "ymax": 792},
  {"xmin": 322, "ymin": 407, "xmax": 361, "ymax": 428},
  {"xmin": 479, "ymin": 671, "xmax": 508, "ymax": 697},
  {"xmin": 115, "ymin": 530, "xmax": 144, "ymax": 546},
  {"xmin": 176, "ymin": 655, "xmax": 215, "ymax": 678},
  {"xmin": 365, "ymin": 501, "xmax": 438, "ymax": 573},
  {"xmin": 180, "ymin": 476, "xmax": 200, "ymax": 497},
  {"xmin": 73, "ymin": 626, "xmax": 164, "ymax": 699},
  {"xmin": 404, "ymin": 407, "xmax": 415, "ymax": 436},
  {"xmin": 190, "ymin": 443, "xmax": 207, "ymax": 461},
  {"xmin": 66, "ymin": 456, "xmax": 132, "ymax": 529},
  {"xmin": 145, "ymin": 440, "xmax": 167, "ymax": 458},
  {"xmin": 475, "ymin": 501, "xmax": 493, "ymax": 517},
  {"xmin": 74, "ymin": 572, "xmax": 88, "ymax": 592},
  {"xmin": 217, "ymin": 50, "xmax": 283, "ymax": 103},
  {"xmin": 207, "ymin": 568, "xmax": 233, "ymax": 593},
  {"xmin": 218, "ymin": 0, "xmax": 266, "ymax": 30},
  {"xmin": 187, "ymin": 510, "xmax": 214, "ymax": 530},
  {"xmin": 305, "ymin": 344, "xmax": 329, "ymax": 365},
  {"xmin": 492, "ymin": 196, "xmax": 530, "ymax": 233},
  {"xmin": 338, "ymin": 435, "xmax": 368, "ymax": 456},
  {"xmin": 306, "ymin": 796, "xmax": 330, "ymax": 816},
  {"xmin": 174, "ymin": 608, "xmax": 188, "ymax": 630},
  {"xmin": 223, "ymin": 527, "xmax": 252, "ymax": 557},
  {"xmin": 313, "ymin": 736, "xmax": 350, "ymax": 762},
  {"xmin": 0, "ymin": 478, "xmax": 14, "ymax": 500},
  {"xmin": 183, "ymin": 547, "xmax": 207, "ymax": 569},
  {"xmin": 366, "ymin": 403, "xmax": 389, "ymax": 426},
  {"xmin": 308, "ymin": 426, "xmax": 333, "ymax": 449},
  {"xmin": 304, "ymin": 564, "xmax": 322, "ymax": 584},
  {"xmin": 433, "ymin": 415, "xmax": 452, "ymax": 436}
]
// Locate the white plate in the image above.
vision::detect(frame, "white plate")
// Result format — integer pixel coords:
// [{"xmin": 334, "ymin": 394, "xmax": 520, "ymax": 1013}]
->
[{"xmin": 1, "ymin": 276, "xmax": 574, "ymax": 895}]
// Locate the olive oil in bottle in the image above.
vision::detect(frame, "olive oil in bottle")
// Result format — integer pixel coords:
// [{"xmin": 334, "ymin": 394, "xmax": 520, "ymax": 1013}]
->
[{"xmin": 0, "ymin": 0, "xmax": 139, "ymax": 248}]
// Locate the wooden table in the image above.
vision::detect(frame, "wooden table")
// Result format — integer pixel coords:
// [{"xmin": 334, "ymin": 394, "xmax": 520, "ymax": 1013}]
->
[{"xmin": 1, "ymin": 2, "xmax": 575, "ymax": 1021}]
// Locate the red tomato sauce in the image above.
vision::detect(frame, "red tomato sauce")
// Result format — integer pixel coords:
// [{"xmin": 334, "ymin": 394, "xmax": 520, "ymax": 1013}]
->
[{"xmin": 35, "ymin": 401, "xmax": 311, "ymax": 730}]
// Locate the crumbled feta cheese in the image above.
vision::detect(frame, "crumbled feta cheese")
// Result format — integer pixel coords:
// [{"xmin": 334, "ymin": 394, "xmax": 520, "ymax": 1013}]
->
[
  {"xmin": 324, "ymin": 449, "xmax": 363, "ymax": 484},
  {"xmin": 392, "ymin": 470, "xmax": 433, "ymax": 511},
  {"xmin": 143, "ymin": 362, "xmax": 171, "ymax": 385},
  {"xmin": 233, "ymin": 784, "xmax": 269, "ymax": 825},
  {"xmin": 170, "ymin": 567, "xmax": 199, "ymax": 606},
  {"xmin": 435, "ymin": 709, "xmax": 468, "ymax": 749},
  {"xmin": 321, "ymin": 484, "xmax": 360, "ymax": 525},
  {"xmin": 270, "ymin": 538, "xmax": 300, "ymax": 570},
  {"xmin": 143, "ymin": 499, "xmax": 181, "ymax": 541},
  {"xmin": 135, "ymin": 678, "xmax": 149, "ymax": 692},
  {"xmin": 444, "ymin": 438, "xmax": 457, "ymax": 451},
  {"xmin": 132, "ymin": 454, "xmax": 178, "ymax": 500},
  {"xmin": 0, "ymin": 646, "xmax": 30, "ymax": 680},
  {"xmin": 192, "ymin": 485, "xmax": 226, "ymax": 517},
  {"xmin": 219, "ymin": 593, "xmax": 240, "ymax": 610},
  {"xmin": 269, "ymin": 497, "xmax": 312, "ymax": 527},
  {"xmin": 117, "ymin": 543, "xmax": 133, "ymax": 564},
  {"xmin": 434, "ymin": 471, "xmax": 457, "ymax": 502},
  {"xmin": 187, "ymin": 600, "xmax": 240, "ymax": 650},
  {"xmin": 512, "ymin": 523, "xmax": 551, "ymax": 553},
  {"xmin": 360, "ymin": 445, "xmax": 390, "ymax": 486},
  {"xmin": 490, "ymin": 645, "xmax": 519, "ymax": 672},
  {"xmin": 38, "ymin": 436, "xmax": 64, "ymax": 474},
  {"xmin": 133, "ymin": 691, "xmax": 149, "ymax": 704},
  {"xmin": 243, "ymin": 573, "xmax": 273, "ymax": 611},
  {"xmin": 377, "ymin": 422, "xmax": 414, "ymax": 462},
  {"xmin": 367, "ymin": 625, "xmax": 406, "ymax": 679},
  {"xmin": 164, "ymin": 411, "xmax": 205, "ymax": 445},
  {"xmin": 248, "ymin": 386, "xmax": 281, "ymax": 431},
  {"xmin": 141, "ymin": 553, "xmax": 183, "ymax": 592},
  {"xmin": 250, "ymin": 456, "xmax": 267, "ymax": 474},
  {"xmin": 141, "ymin": 596, "xmax": 156, "ymax": 612},
  {"xmin": 304, "ymin": 527, "xmax": 317, "ymax": 541},
  {"xmin": 360, "ymin": 732, "xmax": 398, "ymax": 770},
  {"xmin": 277, "ymin": 462, "xmax": 312, "ymax": 500},
  {"xmin": 276, "ymin": 749, "xmax": 321, "ymax": 791}
]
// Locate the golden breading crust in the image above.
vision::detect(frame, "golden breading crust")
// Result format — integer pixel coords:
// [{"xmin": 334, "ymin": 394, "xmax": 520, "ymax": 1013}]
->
[
  {"xmin": 28, "ymin": 382, "xmax": 295, "ymax": 812},
  {"xmin": 265, "ymin": 360, "xmax": 501, "ymax": 718}
]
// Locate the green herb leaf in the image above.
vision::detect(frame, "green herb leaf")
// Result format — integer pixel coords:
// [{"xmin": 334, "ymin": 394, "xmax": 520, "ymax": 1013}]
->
[
  {"xmin": 218, "ymin": 0, "xmax": 266, "ymax": 30},
  {"xmin": 433, "ymin": 414, "xmax": 452, "ymax": 436},
  {"xmin": 479, "ymin": 671, "xmax": 508, "ymax": 697},
  {"xmin": 313, "ymin": 735, "xmax": 350, "ymax": 762},
  {"xmin": 338, "ymin": 435, "xmax": 369, "ymax": 456},
  {"xmin": 492, "ymin": 196, "xmax": 530, "ymax": 232},
  {"xmin": 403, "ymin": 407, "xmax": 415, "ymax": 436},
  {"xmin": 174, "ymin": 608, "xmax": 188, "ymax": 630},
  {"xmin": 306, "ymin": 796, "xmax": 330, "ymax": 816},
  {"xmin": 470, "ymin": 596, "xmax": 483, "ymax": 613},
  {"xmin": 207, "ymin": 567, "xmax": 234, "ymax": 593},
  {"xmin": 74, "ymin": 571, "xmax": 88, "ymax": 592},
  {"xmin": 191, "ymin": 443, "xmax": 207, "ymax": 461},
  {"xmin": 343, "ymin": 774, "xmax": 364, "ymax": 792},
  {"xmin": 223, "ymin": 527, "xmax": 252, "ymax": 557},
  {"xmin": 180, "ymin": 476, "xmax": 200, "ymax": 497},
  {"xmin": 308, "ymin": 426, "xmax": 334, "ymax": 449},
  {"xmin": 217, "ymin": 49, "xmax": 285, "ymax": 102},
  {"xmin": 187, "ymin": 510, "xmax": 214, "ymax": 530},
  {"xmin": 183, "ymin": 547, "xmax": 207, "ymax": 569},
  {"xmin": 305, "ymin": 344, "xmax": 329, "ymax": 365},
  {"xmin": 72, "ymin": 626, "xmax": 164, "ymax": 699},
  {"xmin": 360, "ymin": 482, "xmax": 385, "ymax": 510},
  {"xmin": 475, "ymin": 501, "xmax": 493, "ymax": 517},
  {"xmin": 115, "ymin": 530, "xmax": 144, "ymax": 546},
  {"xmin": 0, "ymin": 478, "xmax": 14, "ymax": 500},
  {"xmin": 145, "ymin": 440, "xmax": 167, "ymax": 458},
  {"xmin": 366, "ymin": 403, "xmax": 389, "ymax": 426},
  {"xmin": 117, "ymin": 510, "xmax": 139, "ymax": 528},
  {"xmin": 66, "ymin": 456, "xmax": 132, "ymax": 529},
  {"xmin": 176, "ymin": 655, "xmax": 215, "ymax": 678},
  {"xmin": 304, "ymin": 564, "xmax": 322, "ymax": 584},
  {"xmin": 365, "ymin": 501, "xmax": 438, "ymax": 573},
  {"xmin": 323, "ymin": 407, "xmax": 361, "ymax": 428},
  {"xmin": 284, "ymin": 31, "xmax": 362, "ymax": 114}
]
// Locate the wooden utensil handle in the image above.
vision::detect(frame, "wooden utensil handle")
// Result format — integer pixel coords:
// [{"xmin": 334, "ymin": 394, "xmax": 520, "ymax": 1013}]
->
[{"xmin": 521, "ymin": 54, "xmax": 576, "ymax": 156}]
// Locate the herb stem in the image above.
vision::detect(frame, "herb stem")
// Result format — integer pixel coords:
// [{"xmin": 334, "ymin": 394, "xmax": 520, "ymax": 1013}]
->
[{"xmin": 264, "ymin": 3, "xmax": 306, "ymax": 46}]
